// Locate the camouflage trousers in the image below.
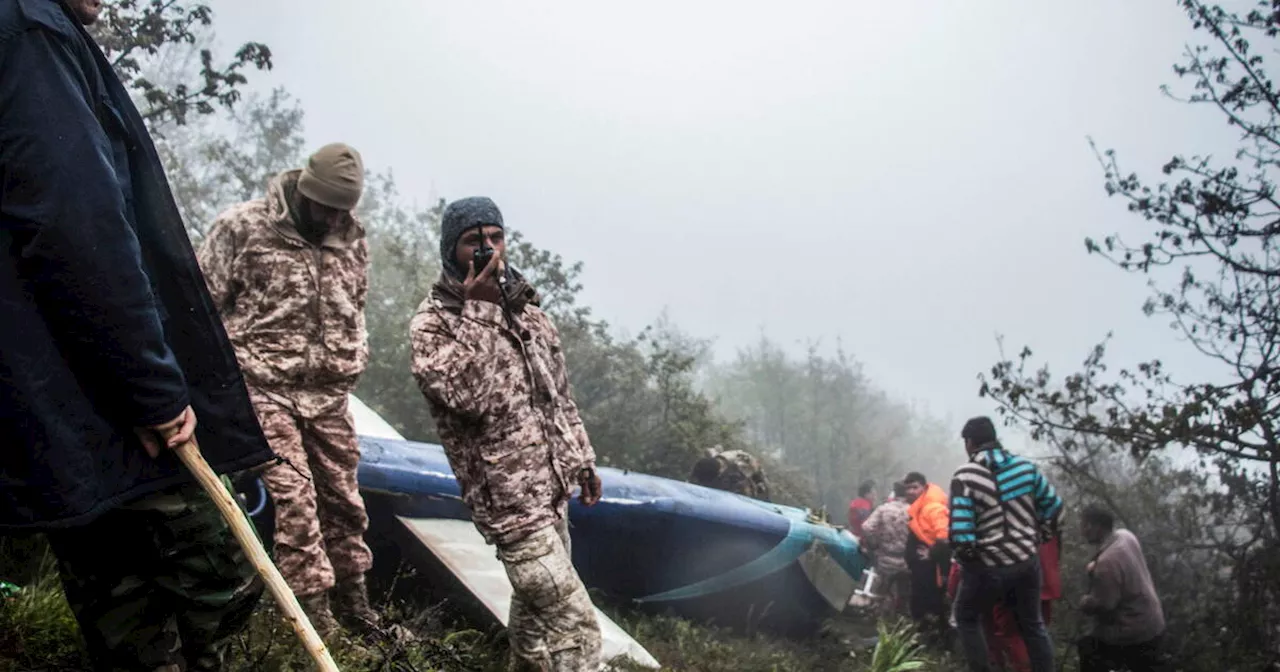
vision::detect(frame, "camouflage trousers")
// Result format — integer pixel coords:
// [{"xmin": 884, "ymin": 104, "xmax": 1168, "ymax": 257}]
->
[
  {"xmin": 45, "ymin": 478, "xmax": 263, "ymax": 672},
  {"xmin": 496, "ymin": 512, "xmax": 602, "ymax": 672},
  {"xmin": 252, "ymin": 391, "xmax": 373, "ymax": 597}
]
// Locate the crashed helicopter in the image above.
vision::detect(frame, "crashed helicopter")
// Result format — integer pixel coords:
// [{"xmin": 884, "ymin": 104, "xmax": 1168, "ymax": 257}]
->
[{"xmin": 235, "ymin": 395, "xmax": 870, "ymax": 667}]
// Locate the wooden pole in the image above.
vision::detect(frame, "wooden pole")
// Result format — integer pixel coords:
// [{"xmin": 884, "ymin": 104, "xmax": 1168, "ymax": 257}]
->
[{"xmin": 174, "ymin": 440, "xmax": 341, "ymax": 672}]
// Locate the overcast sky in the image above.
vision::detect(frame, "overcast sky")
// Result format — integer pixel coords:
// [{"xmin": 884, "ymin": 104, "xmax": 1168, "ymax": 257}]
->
[{"xmin": 212, "ymin": 1, "xmax": 1235, "ymax": 431}]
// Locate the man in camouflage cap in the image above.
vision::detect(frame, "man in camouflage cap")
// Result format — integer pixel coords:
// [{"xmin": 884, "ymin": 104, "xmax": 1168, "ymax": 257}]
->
[
  {"xmin": 689, "ymin": 446, "xmax": 773, "ymax": 502},
  {"xmin": 410, "ymin": 196, "xmax": 604, "ymax": 671},
  {"xmin": 197, "ymin": 143, "xmax": 376, "ymax": 637}
]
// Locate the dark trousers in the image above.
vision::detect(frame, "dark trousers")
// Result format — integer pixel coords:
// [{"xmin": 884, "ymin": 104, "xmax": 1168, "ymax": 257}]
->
[
  {"xmin": 953, "ymin": 557, "xmax": 1054, "ymax": 672},
  {"xmin": 45, "ymin": 479, "xmax": 264, "ymax": 672},
  {"xmin": 905, "ymin": 535, "xmax": 948, "ymax": 644},
  {"xmin": 1078, "ymin": 634, "xmax": 1171, "ymax": 672}
]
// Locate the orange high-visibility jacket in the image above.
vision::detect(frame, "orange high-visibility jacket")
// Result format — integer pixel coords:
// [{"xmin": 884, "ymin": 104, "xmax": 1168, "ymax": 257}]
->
[{"xmin": 908, "ymin": 483, "xmax": 950, "ymax": 546}]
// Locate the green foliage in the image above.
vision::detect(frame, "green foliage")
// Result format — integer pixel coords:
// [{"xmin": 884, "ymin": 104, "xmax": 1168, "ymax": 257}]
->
[
  {"xmin": 866, "ymin": 620, "xmax": 930, "ymax": 672},
  {"xmin": 91, "ymin": 0, "xmax": 272, "ymax": 126}
]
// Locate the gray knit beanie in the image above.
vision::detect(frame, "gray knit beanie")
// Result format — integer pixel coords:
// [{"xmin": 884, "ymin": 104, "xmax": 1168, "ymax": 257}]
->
[
  {"xmin": 297, "ymin": 143, "xmax": 364, "ymax": 211},
  {"xmin": 441, "ymin": 196, "xmax": 504, "ymax": 279}
]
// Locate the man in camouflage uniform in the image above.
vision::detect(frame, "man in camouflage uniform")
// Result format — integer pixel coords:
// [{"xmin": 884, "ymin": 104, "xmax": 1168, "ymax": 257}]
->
[
  {"xmin": 689, "ymin": 447, "xmax": 773, "ymax": 501},
  {"xmin": 197, "ymin": 143, "xmax": 376, "ymax": 637},
  {"xmin": 1, "ymin": 1, "xmax": 274, "ymax": 669},
  {"xmin": 410, "ymin": 196, "xmax": 604, "ymax": 671},
  {"xmin": 861, "ymin": 481, "xmax": 913, "ymax": 617}
]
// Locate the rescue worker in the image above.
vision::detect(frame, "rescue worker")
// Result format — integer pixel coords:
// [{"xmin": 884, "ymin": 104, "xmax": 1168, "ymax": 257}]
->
[
  {"xmin": 946, "ymin": 416, "xmax": 1064, "ymax": 672},
  {"xmin": 689, "ymin": 447, "xmax": 773, "ymax": 501},
  {"xmin": 410, "ymin": 196, "xmax": 604, "ymax": 671},
  {"xmin": 1078, "ymin": 505, "xmax": 1170, "ymax": 672},
  {"xmin": 197, "ymin": 143, "xmax": 376, "ymax": 636},
  {"xmin": 861, "ymin": 481, "xmax": 913, "ymax": 617},
  {"xmin": 848, "ymin": 479, "xmax": 877, "ymax": 536},
  {"xmin": 0, "ymin": 0, "xmax": 274, "ymax": 668},
  {"xmin": 903, "ymin": 471, "xmax": 951, "ymax": 644}
]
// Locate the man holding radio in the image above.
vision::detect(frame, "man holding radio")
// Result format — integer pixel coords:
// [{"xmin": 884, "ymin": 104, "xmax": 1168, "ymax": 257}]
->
[{"xmin": 410, "ymin": 196, "xmax": 604, "ymax": 671}]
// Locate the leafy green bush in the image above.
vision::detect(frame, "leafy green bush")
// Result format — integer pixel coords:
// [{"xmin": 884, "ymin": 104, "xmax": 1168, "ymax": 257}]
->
[{"xmin": 865, "ymin": 620, "xmax": 931, "ymax": 672}]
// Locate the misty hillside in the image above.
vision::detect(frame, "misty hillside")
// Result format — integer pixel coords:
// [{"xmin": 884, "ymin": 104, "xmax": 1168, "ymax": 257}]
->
[{"xmin": 3, "ymin": 1, "xmax": 1279, "ymax": 670}]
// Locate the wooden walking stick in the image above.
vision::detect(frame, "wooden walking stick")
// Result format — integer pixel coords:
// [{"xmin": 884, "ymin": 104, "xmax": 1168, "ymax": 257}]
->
[{"xmin": 173, "ymin": 439, "xmax": 341, "ymax": 672}]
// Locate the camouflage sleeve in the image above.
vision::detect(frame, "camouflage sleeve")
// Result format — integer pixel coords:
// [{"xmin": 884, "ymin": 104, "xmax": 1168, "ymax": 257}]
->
[
  {"xmin": 195, "ymin": 216, "xmax": 241, "ymax": 316},
  {"xmin": 354, "ymin": 238, "xmax": 370, "ymax": 359},
  {"xmin": 409, "ymin": 302, "xmax": 506, "ymax": 420},
  {"xmin": 573, "ymin": 424, "xmax": 597, "ymax": 468},
  {"xmin": 861, "ymin": 507, "xmax": 882, "ymax": 545},
  {"xmin": 545, "ymin": 317, "xmax": 596, "ymax": 468},
  {"xmin": 354, "ymin": 238, "xmax": 370, "ymax": 314}
]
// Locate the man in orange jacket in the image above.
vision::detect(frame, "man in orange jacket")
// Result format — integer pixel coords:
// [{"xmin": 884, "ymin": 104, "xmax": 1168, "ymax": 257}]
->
[{"xmin": 904, "ymin": 471, "xmax": 951, "ymax": 643}]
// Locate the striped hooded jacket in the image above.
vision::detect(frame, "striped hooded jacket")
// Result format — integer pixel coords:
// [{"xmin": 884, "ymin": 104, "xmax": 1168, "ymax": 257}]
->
[{"xmin": 948, "ymin": 443, "xmax": 1063, "ymax": 567}]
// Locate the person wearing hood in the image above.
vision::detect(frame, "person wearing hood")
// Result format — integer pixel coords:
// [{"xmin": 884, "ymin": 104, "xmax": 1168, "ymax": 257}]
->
[
  {"xmin": 948, "ymin": 417, "xmax": 1063, "ymax": 672},
  {"xmin": 409, "ymin": 197, "xmax": 603, "ymax": 671},
  {"xmin": 196, "ymin": 143, "xmax": 377, "ymax": 637},
  {"xmin": 1, "ymin": 0, "xmax": 276, "ymax": 668},
  {"xmin": 903, "ymin": 471, "xmax": 951, "ymax": 642}
]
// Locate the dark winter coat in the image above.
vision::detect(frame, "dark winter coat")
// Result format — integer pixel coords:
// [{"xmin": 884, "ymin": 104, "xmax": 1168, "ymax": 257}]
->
[{"xmin": 0, "ymin": 0, "xmax": 275, "ymax": 529}]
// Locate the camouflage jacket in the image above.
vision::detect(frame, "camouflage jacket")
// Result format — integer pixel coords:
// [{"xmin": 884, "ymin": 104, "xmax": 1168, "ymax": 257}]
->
[
  {"xmin": 409, "ymin": 273, "xmax": 597, "ymax": 545},
  {"xmin": 861, "ymin": 499, "xmax": 911, "ymax": 575},
  {"xmin": 197, "ymin": 171, "xmax": 369, "ymax": 416},
  {"xmin": 709, "ymin": 450, "xmax": 772, "ymax": 501}
]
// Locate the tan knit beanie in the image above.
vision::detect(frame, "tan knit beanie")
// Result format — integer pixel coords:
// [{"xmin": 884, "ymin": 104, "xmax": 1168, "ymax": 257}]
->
[{"xmin": 297, "ymin": 143, "xmax": 364, "ymax": 211}]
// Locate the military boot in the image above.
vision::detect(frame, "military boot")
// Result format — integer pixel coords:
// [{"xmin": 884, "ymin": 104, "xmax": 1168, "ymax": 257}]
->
[
  {"xmin": 298, "ymin": 591, "xmax": 340, "ymax": 640},
  {"xmin": 331, "ymin": 574, "xmax": 381, "ymax": 633}
]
